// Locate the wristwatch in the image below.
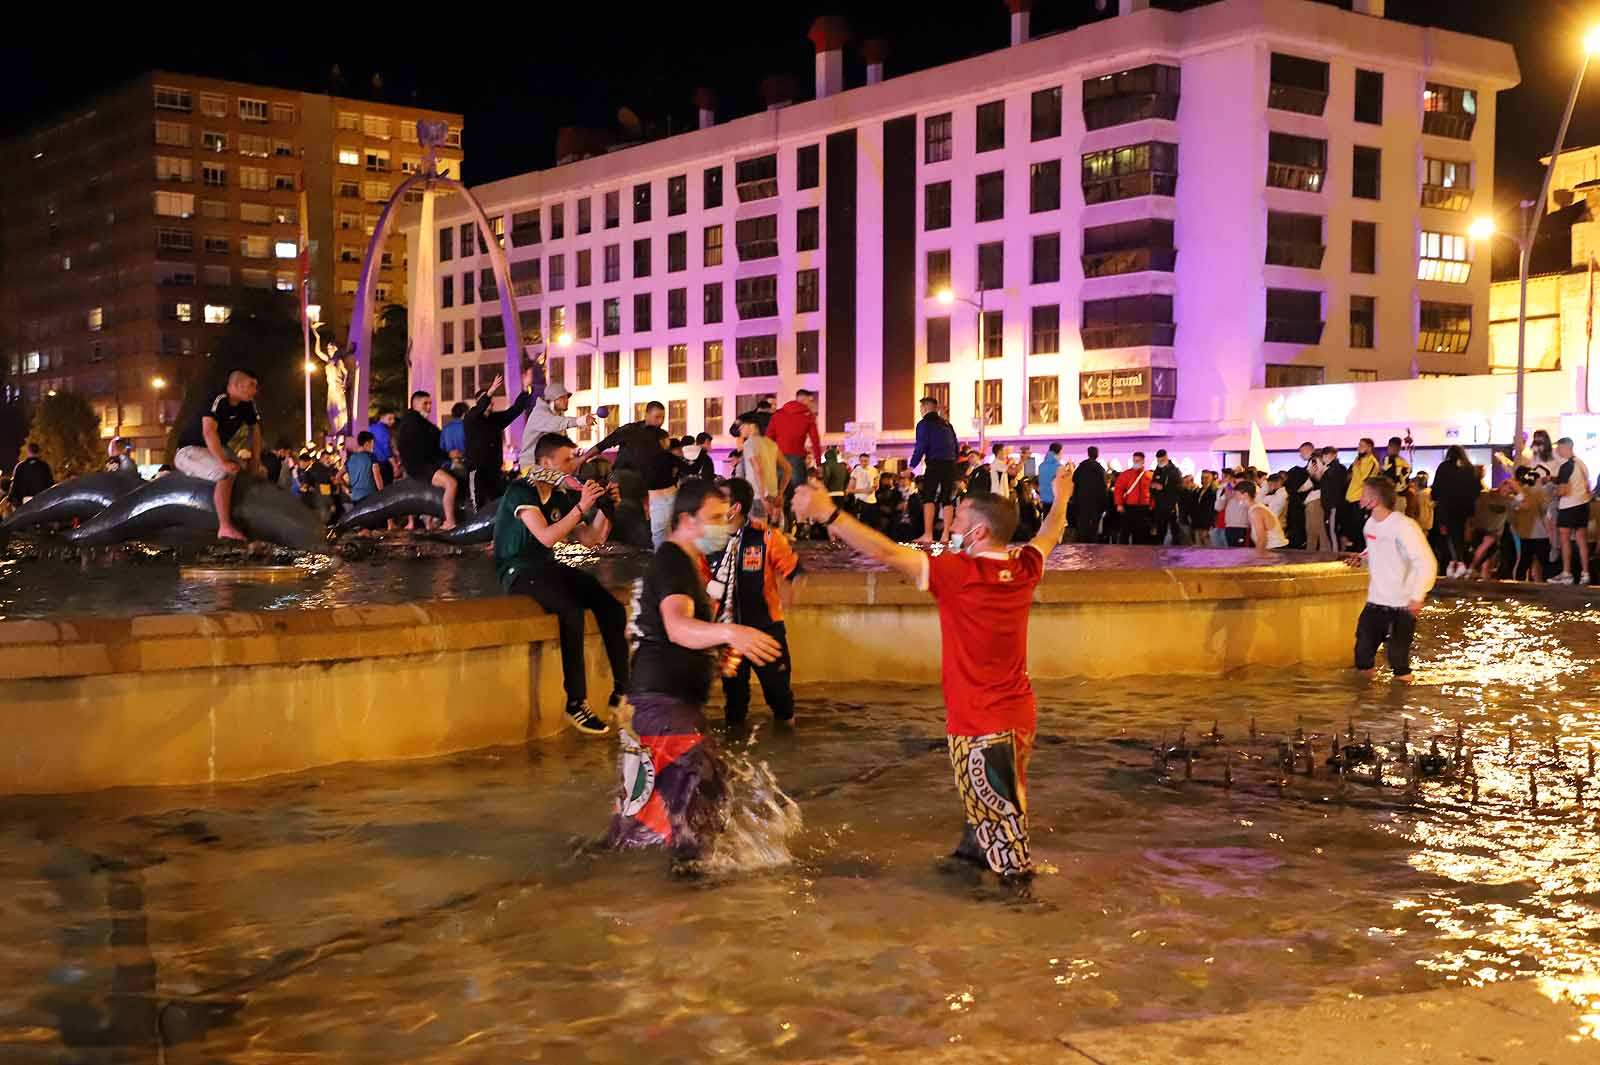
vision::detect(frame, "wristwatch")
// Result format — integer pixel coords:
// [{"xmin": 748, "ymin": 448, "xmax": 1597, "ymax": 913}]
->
[{"xmin": 824, "ymin": 507, "xmax": 843, "ymax": 526}]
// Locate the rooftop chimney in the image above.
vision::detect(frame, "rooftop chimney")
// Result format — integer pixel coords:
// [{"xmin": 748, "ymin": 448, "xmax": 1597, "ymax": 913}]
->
[
  {"xmin": 808, "ymin": 16, "xmax": 850, "ymax": 99},
  {"xmin": 694, "ymin": 87, "xmax": 717, "ymax": 130},
  {"xmin": 863, "ymin": 38, "xmax": 888, "ymax": 86},
  {"xmin": 1352, "ymin": 0, "xmax": 1385, "ymax": 15},
  {"xmin": 761, "ymin": 73, "xmax": 798, "ymax": 111},
  {"xmin": 1007, "ymin": 0, "xmax": 1034, "ymax": 46}
]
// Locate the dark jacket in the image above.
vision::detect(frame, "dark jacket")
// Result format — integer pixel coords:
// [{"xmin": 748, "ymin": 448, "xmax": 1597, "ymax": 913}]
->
[
  {"xmin": 464, "ymin": 389, "xmax": 533, "ymax": 472},
  {"xmin": 395, "ymin": 409, "xmax": 445, "ymax": 477},
  {"xmin": 909, "ymin": 412, "xmax": 959, "ymax": 467},
  {"xmin": 1432, "ymin": 458, "xmax": 1481, "ymax": 522},
  {"xmin": 1072, "ymin": 458, "xmax": 1108, "ymax": 509},
  {"xmin": 1319, "ymin": 459, "xmax": 1348, "ymax": 510},
  {"xmin": 9, "ymin": 456, "xmax": 54, "ymax": 503},
  {"xmin": 592, "ymin": 420, "xmax": 675, "ymax": 490},
  {"xmin": 1151, "ymin": 461, "xmax": 1183, "ymax": 507}
]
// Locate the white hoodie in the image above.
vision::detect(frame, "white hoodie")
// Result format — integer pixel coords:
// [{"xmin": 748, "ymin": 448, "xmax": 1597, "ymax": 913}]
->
[{"xmin": 1362, "ymin": 510, "xmax": 1436, "ymax": 608}]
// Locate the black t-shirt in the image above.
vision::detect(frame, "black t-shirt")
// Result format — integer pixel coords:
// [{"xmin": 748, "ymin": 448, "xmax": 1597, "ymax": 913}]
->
[
  {"xmin": 630, "ymin": 542, "xmax": 716, "ymax": 704},
  {"xmin": 178, "ymin": 393, "xmax": 259, "ymax": 449}
]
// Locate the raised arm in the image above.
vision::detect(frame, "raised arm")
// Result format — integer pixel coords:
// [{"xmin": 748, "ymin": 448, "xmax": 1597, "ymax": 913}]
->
[
  {"xmin": 660, "ymin": 594, "xmax": 781, "ymax": 662},
  {"xmin": 1030, "ymin": 461, "xmax": 1074, "ymax": 556},
  {"xmin": 792, "ymin": 481, "xmax": 925, "ymax": 581}
]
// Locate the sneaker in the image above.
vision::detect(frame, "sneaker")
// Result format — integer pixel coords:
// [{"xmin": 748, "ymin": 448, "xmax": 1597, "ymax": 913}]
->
[
  {"xmin": 565, "ymin": 701, "xmax": 610, "ymax": 735},
  {"xmin": 1550, "ymin": 572, "xmax": 1575, "ymax": 585}
]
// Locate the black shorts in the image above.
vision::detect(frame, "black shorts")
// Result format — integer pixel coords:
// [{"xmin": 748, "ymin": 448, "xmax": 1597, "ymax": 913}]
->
[
  {"xmin": 923, "ymin": 459, "xmax": 958, "ymax": 509},
  {"xmin": 1556, "ymin": 505, "xmax": 1590, "ymax": 531}
]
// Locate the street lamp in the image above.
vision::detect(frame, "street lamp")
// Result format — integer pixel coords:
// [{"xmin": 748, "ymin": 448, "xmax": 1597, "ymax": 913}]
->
[
  {"xmin": 937, "ymin": 286, "xmax": 991, "ymax": 452},
  {"xmin": 1487, "ymin": 27, "xmax": 1600, "ymax": 461},
  {"xmin": 555, "ymin": 331, "xmax": 611, "ymax": 435},
  {"xmin": 151, "ymin": 376, "xmax": 166, "ymax": 391}
]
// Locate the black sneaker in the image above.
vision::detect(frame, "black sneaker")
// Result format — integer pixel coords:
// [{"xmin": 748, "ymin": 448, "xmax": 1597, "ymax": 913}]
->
[{"xmin": 565, "ymin": 701, "xmax": 610, "ymax": 735}]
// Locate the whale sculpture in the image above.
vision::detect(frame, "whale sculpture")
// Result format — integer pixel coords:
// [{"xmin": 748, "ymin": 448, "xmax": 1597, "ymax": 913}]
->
[
  {"xmin": 334, "ymin": 478, "xmax": 450, "ymax": 531},
  {"xmin": 0, "ymin": 470, "xmax": 144, "ymax": 533},
  {"xmin": 63, "ymin": 475, "xmax": 327, "ymax": 552}
]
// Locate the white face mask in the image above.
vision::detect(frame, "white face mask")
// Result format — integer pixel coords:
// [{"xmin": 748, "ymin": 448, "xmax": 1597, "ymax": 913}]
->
[{"xmin": 694, "ymin": 521, "xmax": 732, "ymax": 555}]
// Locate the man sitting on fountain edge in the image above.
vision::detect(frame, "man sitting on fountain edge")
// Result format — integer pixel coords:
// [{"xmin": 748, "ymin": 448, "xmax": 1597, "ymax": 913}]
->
[
  {"xmin": 173, "ymin": 368, "xmax": 261, "ymax": 542},
  {"xmin": 792, "ymin": 460, "xmax": 1075, "ymax": 883}
]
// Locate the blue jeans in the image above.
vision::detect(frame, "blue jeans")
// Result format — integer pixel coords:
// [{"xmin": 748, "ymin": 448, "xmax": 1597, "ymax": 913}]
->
[{"xmin": 649, "ymin": 493, "xmax": 675, "ymax": 549}]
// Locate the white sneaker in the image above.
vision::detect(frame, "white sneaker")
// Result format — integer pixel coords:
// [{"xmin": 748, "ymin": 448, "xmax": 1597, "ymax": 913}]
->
[{"xmin": 1550, "ymin": 572, "xmax": 1575, "ymax": 585}]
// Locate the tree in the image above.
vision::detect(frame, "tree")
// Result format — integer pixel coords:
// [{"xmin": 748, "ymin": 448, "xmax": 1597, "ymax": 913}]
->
[
  {"xmin": 0, "ymin": 397, "xmax": 27, "ymax": 471},
  {"xmin": 26, "ymin": 391, "xmax": 101, "ymax": 478},
  {"xmin": 368, "ymin": 303, "xmax": 410, "ymax": 420}
]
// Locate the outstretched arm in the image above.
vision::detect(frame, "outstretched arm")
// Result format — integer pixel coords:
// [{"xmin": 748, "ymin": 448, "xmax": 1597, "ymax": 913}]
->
[
  {"xmin": 1030, "ymin": 461, "xmax": 1074, "ymax": 556},
  {"xmin": 792, "ymin": 482, "xmax": 925, "ymax": 582}
]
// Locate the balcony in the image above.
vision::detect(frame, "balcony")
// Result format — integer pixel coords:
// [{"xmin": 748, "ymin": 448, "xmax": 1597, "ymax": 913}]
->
[
  {"xmin": 1082, "ymin": 171, "xmax": 1177, "ymax": 205},
  {"xmin": 1082, "ymin": 92, "xmax": 1179, "ymax": 130},
  {"xmin": 1264, "ymin": 240, "xmax": 1326, "ymax": 269},
  {"xmin": 1423, "ymin": 111, "xmax": 1475, "ymax": 140},
  {"xmin": 1417, "ymin": 259, "xmax": 1471, "ymax": 284},
  {"xmin": 1421, "ymin": 184, "xmax": 1473, "ymax": 211},
  {"xmin": 1264, "ymin": 318, "xmax": 1325, "ymax": 344},
  {"xmin": 1267, "ymin": 84, "xmax": 1327, "ymax": 116},
  {"xmin": 735, "ymin": 238, "xmax": 778, "ymax": 261},
  {"xmin": 1418, "ymin": 328, "xmax": 1470, "ymax": 354},
  {"xmin": 1081, "ymin": 246, "xmax": 1177, "ymax": 278},
  {"xmin": 1080, "ymin": 322, "xmax": 1176, "ymax": 349},
  {"xmin": 1266, "ymin": 162, "xmax": 1324, "ymax": 193}
]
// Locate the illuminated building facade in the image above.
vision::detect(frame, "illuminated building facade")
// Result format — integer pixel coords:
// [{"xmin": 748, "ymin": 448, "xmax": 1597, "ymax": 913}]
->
[{"xmin": 0, "ymin": 72, "xmax": 461, "ymax": 463}]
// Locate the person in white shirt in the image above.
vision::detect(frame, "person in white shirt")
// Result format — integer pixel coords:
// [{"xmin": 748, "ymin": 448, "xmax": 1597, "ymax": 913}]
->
[
  {"xmin": 845, "ymin": 453, "xmax": 879, "ymax": 512},
  {"xmin": 1260, "ymin": 472, "xmax": 1289, "ymax": 525},
  {"xmin": 1236, "ymin": 479, "xmax": 1287, "ymax": 549},
  {"xmin": 1550, "ymin": 436, "xmax": 1593, "ymax": 585},
  {"xmin": 1344, "ymin": 475, "xmax": 1436, "ymax": 682}
]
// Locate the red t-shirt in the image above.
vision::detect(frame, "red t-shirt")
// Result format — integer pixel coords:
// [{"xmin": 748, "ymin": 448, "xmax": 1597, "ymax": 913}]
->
[{"xmin": 924, "ymin": 544, "xmax": 1044, "ymax": 736}]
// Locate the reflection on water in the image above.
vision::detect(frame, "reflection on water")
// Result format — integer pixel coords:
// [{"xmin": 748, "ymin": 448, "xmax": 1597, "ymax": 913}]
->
[{"xmin": 0, "ymin": 597, "xmax": 1595, "ymax": 1060}]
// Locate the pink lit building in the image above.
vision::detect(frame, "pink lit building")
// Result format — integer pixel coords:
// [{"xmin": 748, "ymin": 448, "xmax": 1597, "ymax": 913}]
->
[{"xmin": 403, "ymin": 0, "xmax": 1519, "ymax": 472}]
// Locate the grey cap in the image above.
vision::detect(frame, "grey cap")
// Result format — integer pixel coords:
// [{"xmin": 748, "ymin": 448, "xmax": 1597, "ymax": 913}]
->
[{"xmin": 544, "ymin": 381, "xmax": 571, "ymax": 402}]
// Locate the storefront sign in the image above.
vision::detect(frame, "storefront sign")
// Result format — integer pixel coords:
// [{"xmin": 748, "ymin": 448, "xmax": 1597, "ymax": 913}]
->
[{"xmin": 1079, "ymin": 367, "xmax": 1176, "ymax": 420}]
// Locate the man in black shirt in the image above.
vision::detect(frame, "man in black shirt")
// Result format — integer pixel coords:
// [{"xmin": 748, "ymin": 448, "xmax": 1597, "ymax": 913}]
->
[
  {"xmin": 1281, "ymin": 441, "xmax": 1315, "ymax": 549},
  {"xmin": 493, "ymin": 433, "xmax": 625, "ymax": 734},
  {"xmin": 463, "ymin": 368, "xmax": 534, "ymax": 511},
  {"xmin": 1071, "ymin": 446, "xmax": 1108, "ymax": 543},
  {"xmin": 587, "ymin": 400, "xmax": 677, "ymax": 546},
  {"xmin": 8, "ymin": 443, "xmax": 54, "ymax": 505},
  {"xmin": 608, "ymin": 478, "xmax": 781, "ymax": 867},
  {"xmin": 394, "ymin": 389, "xmax": 460, "ymax": 530},
  {"xmin": 174, "ymin": 368, "xmax": 261, "ymax": 541},
  {"xmin": 1150, "ymin": 448, "xmax": 1184, "ymax": 546}
]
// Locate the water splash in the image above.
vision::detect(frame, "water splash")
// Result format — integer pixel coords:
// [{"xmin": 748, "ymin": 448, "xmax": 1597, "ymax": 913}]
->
[{"xmin": 691, "ymin": 737, "xmax": 804, "ymax": 876}]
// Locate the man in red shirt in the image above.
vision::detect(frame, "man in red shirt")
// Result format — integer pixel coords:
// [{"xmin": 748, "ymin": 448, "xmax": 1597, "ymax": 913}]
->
[
  {"xmin": 766, "ymin": 390, "xmax": 823, "ymax": 511},
  {"xmin": 1112, "ymin": 452, "xmax": 1154, "ymax": 544},
  {"xmin": 793, "ymin": 460, "xmax": 1074, "ymax": 884}
]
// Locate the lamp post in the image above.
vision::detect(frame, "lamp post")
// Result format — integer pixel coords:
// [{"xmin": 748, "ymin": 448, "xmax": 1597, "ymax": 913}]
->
[
  {"xmin": 1485, "ymin": 28, "xmax": 1600, "ymax": 461},
  {"xmin": 556, "ymin": 331, "xmax": 607, "ymax": 440},
  {"xmin": 937, "ymin": 285, "xmax": 989, "ymax": 453},
  {"xmin": 151, "ymin": 376, "xmax": 166, "ymax": 430}
]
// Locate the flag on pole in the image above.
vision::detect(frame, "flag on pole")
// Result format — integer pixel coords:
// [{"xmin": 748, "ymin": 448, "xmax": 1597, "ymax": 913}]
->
[{"xmin": 1248, "ymin": 419, "xmax": 1270, "ymax": 472}]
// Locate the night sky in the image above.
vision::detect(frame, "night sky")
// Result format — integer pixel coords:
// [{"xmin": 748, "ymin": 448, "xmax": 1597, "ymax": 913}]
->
[{"xmin": 2, "ymin": 1, "xmax": 1594, "ymax": 205}]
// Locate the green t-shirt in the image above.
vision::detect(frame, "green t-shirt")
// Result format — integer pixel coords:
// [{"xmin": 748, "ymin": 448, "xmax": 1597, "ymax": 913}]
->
[{"xmin": 493, "ymin": 478, "xmax": 583, "ymax": 589}]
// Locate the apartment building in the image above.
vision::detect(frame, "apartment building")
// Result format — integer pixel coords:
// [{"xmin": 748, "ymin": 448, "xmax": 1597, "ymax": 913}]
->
[
  {"xmin": 0, "ymin": 72, "xmax": 460, "ymax": 463},
  {"xmin": 404, "ymin": 0, "xmax": 1516, "ymax": 462}
]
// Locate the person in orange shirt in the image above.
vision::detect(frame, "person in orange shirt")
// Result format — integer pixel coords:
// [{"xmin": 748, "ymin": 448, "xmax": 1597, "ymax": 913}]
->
[
  {"xmin": 710, "ymin": 477, "xmax": 801, "ymax": 724},
  {"xmin": 1112, "ymin": 452, "xmax": 1155, "ymax": 544}
]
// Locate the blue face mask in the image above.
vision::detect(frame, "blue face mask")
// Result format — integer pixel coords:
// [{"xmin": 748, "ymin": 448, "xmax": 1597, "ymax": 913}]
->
[{"xmin": 695, "ymin": 522, "xmax": 732, "ymax": 555}]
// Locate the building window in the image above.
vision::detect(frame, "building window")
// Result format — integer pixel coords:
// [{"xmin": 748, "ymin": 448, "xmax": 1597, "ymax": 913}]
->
[
  {"xmin": 1081, "ymin": 294, "xmax": 1175, "ymax": 349},
  {"xmin": 1352, "ymin": 146, "xmax": 1381, "ymax": 199},
  {"xmin": 479, "ymin": 267, "xmax": 499, "ymax": 302},
  {"xmin": 925, "ymin": 112, "xmax": 953, "ymax": 163},
  {"xmin": 604, "ymin": 244, "xmax": 621, "ymax": 283},
  {"xmin": 204, "ymin": 130, "xmax": 229, "ymax": 152},
  {"xmin": 1028, "ymin": 375, "xmax": 1060, "ymax": 424},
  {"xmin": 668, "ymin": 287, "xmax": 687, "ymax": 328},
  {"xmin": 736, "ymin": 154, "xmax": 779, "ymax": 202},
  {"xmin": 1266, "ymin": 133, "xmax": 1326, "ymax": 192},
  {"xmin": 976, "ymin": 171, "xmax": 1005, "ymax": 222},
  {"xmin": 1265, "ymin": 211, "xmax": 1325, "ymax": 269},
  {"xmin": 980, "ymin": 309, "xmax": 1003, "ymax": 359},
  {"xmin": 736, "ymin": 334, "xmax": 779, "ymax": 377},
  {"xmin": 1268, "ymin": 53, "xmax": 1329, "ymax": 116},
  {"xmin": 1082, "ymin": 141, "xmax": 1179, "ymax": 203},
  {"xmin": 1423, "ymin": 83, "xmax": 1478, "ymax": 140},
  {"xmin": 154, "ymin": 85, "xmax": 192, "ymax": 111},
  {"xmin": 1030, "ymin": 160, "xmax": 1061, "ymax": 213},
  {"xmin": 1030, "ymin": 305, "xmax": 1060, "ymax": 354},
  {"xmin": 1032, "ymin": 233, "xmax": 1061, "ymax": 284},
  {"xmin": 797, "ymin": 207, "xmax": 820, "ymax": 251},
  {"xmin": 364, "ymin": 147, "xmax": 390, "ymax": 172},
  {"xmin": 924, "ymin": 181, "xmax": 952, "ymax": 231},
  {"xmin": 797, "ymin": 144, "xmax": 820, "ymax": 190},
  {"xmin": 577, "ymin": 197, "xmax": 592, "ymax": 235},
  {"xmin": 202, "ymin": 163, "xmax": 226, "ymax": 187},
  {"xmin": 926, "ymin": 316, "xmax": 951, "ymax": 364},
  {"xmin": 1031, "ymin": 86, "xmax": 1062, "ymax": 141},
  {"xmin": 199, "ymin": 93, "xmax": 228, "ymax": 118},
  {"xmin": 1351, "ymin": 220, "xmax": 1377, "ymax": 274},
  {"xmin": 704, "ymin": 281, "xmax": 724, "ymax": 324},
  {"xmin": 1348, "ymin": 369, "xmax": 1378, "ymax": 382},
  {"xmin": 704, "ymin": 397, "xmax": 724, "ymax": 437},
  {"xmin": 605, "ymin": 190, "xmax": 621, "ymax": 228},
  {"xmin": 576, "ymin": 352, "xmax": 593, "ymax": 391},
  {"xmin": 668, "ymin": 231, "xmax": 687, "ymax": 272},
  {"xmin": 634, "ymin": 348, "xmax": 653, "ymax": 386},
  {"xmin": 577, "ymin": 249, "xmax": 592, "ymax": 288},
  {"xmin": 796, "ymin": 269, "xmax": 819, "ymax": 313},
  {"xmin": 154, "ymin": 120, "xmax": 190, "ymax": 147},
  {"xmin": 1265, "ymin": 364, "xmax": 1325, "ymax": 388},
  {"xmin": 272, "ymin": 103, "xmax": 296, "ymax": 124},
  {"xmin": 439, "ymin": 227, "xmax": 455, "ymax": 261},
  {"xmin": 667, "ymin": 399, "xmax": 687, "ymax": 437},
  {"xmin": 442, "ymin": 275, "xmax": 455, "ymax": 307},
  {"xmin": 923, "ymin": 382, "xmax": 950, "ymax": 417},
  {"xmin": 519, "ymin": 307, "xmax": 542, "ymax": 345},
  {"xmin": 926, "ymin": 249, "xmax": 951, "ymax": 297},
  {"xmin": 604, "ymin": 350, "xmax": 621, "ymax": 388},
  {"xmin": 362, "ymin": 115, "xmax": 391, "ymax": 139},
  {"xmin": 977, "ymin": 241, "xmax": 1004, "ymax": 291},
  {"xmin": 442, "ymin": 321, "xmax": 455, "ymax": 355},
  {"xmin": 973, "ymin": 379, "xmax": 1002, "ymax": 426},
  {"xmin": 976, "ymin": 100, "xmax": 1005, "ymax": 152},
  {"xmin": 541, "ymin": 254, "xmax": 561, "ymax": 292},
  {"xmin": 547, "ymin": 202, "xmax": 563, "ymax": 241},
  {"xmin": 794, "ymin": 329, "xmax": 820, "ymax": 374},
  {"xmin": 704, "ymin": 225, "xmax": 724, "ymax": 267},
  {"xmin": 1081, "ymin": 218, "xmax": 1177, "ymax": 277},
  {"xmin": 634, "ymin": 181, "xmax": 652, "ymax": 223},
  {"xmin": 735, "ymin": 215, "xmax": 778, "ymax": 260},
  {"xmin": 1350, "ymin": 295, "xmax": 1376, "ymax": 348},
  {"xmin": 156, "ymin": 156, "xmax": 194, "ymax": 183},
  {"xmin": 510, "ymin": 258, "xmax": 541, "ymax": 297},
  {"xmin": 633, "ymin": 292, "xmax": 652, "ymax": 332},
  {"xmin": 1264, "ymin": 288, "xmax": 1324, "ymax": 344},
  {"xmin": 633, "ymin": 237, "xmax": 652, "ymax": 278},
  {"xmin": 1422, "ymin": 158, "xmax": 1473, "ymax": 211},
  {"xmin": 604, "ymin": 297, "xmax": 621, "ymax": 336},
  {"xmin": 735, "ymin": 275, "xmax": 779, "ymax": 319},
  {"xmin": 1083, "ymin": 64, "xmax": 1181, "ymax": 129},
  {"xmin": 704, "ymin": 340, "xmax": 724, "ymax": 381},
  {"xmin": 667, "ymin": 174, "xmax": 688, "ymax": 216},
  {"xmin": 459, "ymin": 222, "xmax": 478, "ymax": 255},
  {"xmin": 461, "ymin": 270, "xmax": 475, "ymax": 305},
  {"xmin": 575, "ymin": 301, "xmax": 594, "ymax": 339},
  {"xmin": 704, "ymin": 166, "xmax": 723, "ymax": 209},
  {"xmin": 1418, "ymin": 230, "xmax": 1471, "ymax": 283},
  {"xmin": 1354, "ymin": 69, "xmax": 1384, "ymax": 124},
  {"xmin": 668, "ymin": 343, "xmax": 688, "ymax": 383},
  {"xmin": 154, "ymin": 190, "xmax": 195, "ymax": 218}
]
